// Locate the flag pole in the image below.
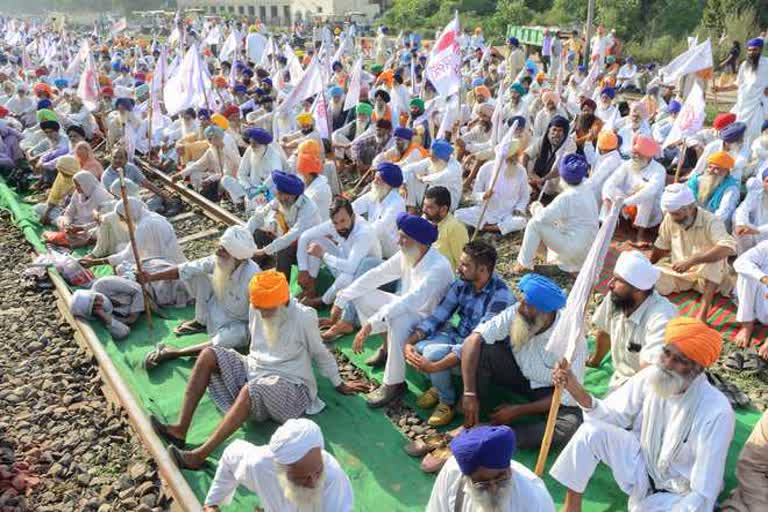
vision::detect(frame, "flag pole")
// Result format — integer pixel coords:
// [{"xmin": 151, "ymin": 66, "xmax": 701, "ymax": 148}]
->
[
  {"xmin": 471, "ymin": 156, "xmax": 504, "ymax": 241},
  {"xmin": 534, "ymin": 385, "xmax": 563, "ymax": 475},
  {"xmin": 674, "ymin": 137, "xmax": 687, "ymax": 183}
]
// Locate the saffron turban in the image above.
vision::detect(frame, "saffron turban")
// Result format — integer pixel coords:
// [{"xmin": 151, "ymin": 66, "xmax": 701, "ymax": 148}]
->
[
  {"xmin": 661, "ymin": 183, "xmax": 696, "ymax": 212},
  {"xmin": 249, "ymin": 270, "xmax": 290, "ymax": 309},
  {"xmin": 356, "ymin": 103, "xmax": 373, "ymax": 116},
  {"xmin": 614, "ymin": 250, "xmax": 660, "ymax": 290},
  {"xmin": 428, "ymin": 139, "xmax": 452, "ymax": 162},
  {"xmin": 203, "ymin": 125, "xmax": 225, "ymax": 139},
  {"xmin": 707, "ymin": 151, "xmax": 735, "ymax": 170},
  {"xmin": 518, "ymin": 273, "xmax": 566, "ymax": 312},
  {"xmin": 396, "ymin": 212, "xmax": 438, "ymax": 246},
  {"xmin": 450, "ymin": 425, "xmax": 516, "ymax": 476},
  {"xmin": 600, "ymin": 86, "xmax": 616, "ymax": 99},
  {"xmin": 220, "ymin": 225, "xmax": 256, "ymax": 260},
  {"xmin": 394, "ymin": 127, "xmax": 413, "ymax": 140},
  {"xmin": 632, "ymin": 135, "xmax": 659, "ymax": 159},
  {"xmin": 210, "ymin": 113, "xmax": 229, "ymax": 130},
  {"xmin": 667, "ymin": 100, "xmax": 682, "ymax": 114},
  {"xmin": 33, "ymin": 83, "xmax": 52, "ymax": 96},
  {"xmin": 298, "ymin": 139, "xmax": 322, "ymax": 156},
  {"xmin": 474, "ymin": 85, "xmax": 491, "ymax": 99},
  {"xmin": 271, "ymin": 170, "xmax": 304, "ymax": 195},
  {"xmin": 297, "ymin": 140, "xmax": 322, "ymax": 175},
  {"xmin": 558, "ymin": 153, "xmax": 588, "ymax": 185},
  {"xmin": 268, "ymin": 419, "xmax": 324, "ymax": 465},
  {"xmin": 713, "ymin": 113, "xmax": 736, "ymax": 131},
  {"xmin": 536, "ymin": 72, "xmax": 547, "ymax": 81},
  {"xmin": 244, "ymin": 127, "xmax": 272, "ymax": 144},
  {"xmin": 747, "ymin": 37, "xmax": 764, "ymax": 49},
  {"xmin": 720, "ymin": 122, "xmax": 746, "ymax": 143},
  {"xmin": 212, "ymin": 76, "xmax": 227, "ymax": 88},
  {"xmin": 664, "ymin": 317, "xmax": 722, "ymax": 367},
  {"xmin": 597, "ymin": 130, "xmax": 619, "ymax": 151},
  {"xmin": 295, "ymin": 112, "xmax": 314, "ymax": 125},
  {"xmin": 376, "ymin": 162, "xmax": 403, "ymax": 188}
]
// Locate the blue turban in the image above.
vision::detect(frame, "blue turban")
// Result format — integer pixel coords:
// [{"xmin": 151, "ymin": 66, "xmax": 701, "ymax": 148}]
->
[
  {"xmin": 203, "ymin": 125, "xmax": 225, "ymax": 139},
  {"xmin": 518, "ymin": 273, "xmax": 566, "ymax": 312},
  {"xmin": 272, "ymin": 170, "xmax": 304, "ymax": 196},
  {"xmin": 396, "ymin": 212, "xmax": 438, "ymax": 246},
  {"xmin": 508, "ymin": 116, "xmax": 527, "ymax": 129},
  {"xmin": 233, "ymin": 84, "xmax": 247, "ymax": 94},
  {"xmin": 549, "ymin": 115, "xmax": 570, "ymax": 134},
  {"xmin": 53, "ymin": 78, "xmax": 68, "ymax": 89},
  {"xmin": 762, "ymin": 167, "xmax": 768, "ymax": 180},
  {"xmin": 508, "ymin": 37, "xmax": 519, "ymax": 47},
  {"xmin": 244, "ymin": 127, "xmax": 273, "ymax": 144},
  {"xmin": 376, "ymin": 162, "xmax": 403, "ymax": 187},
  {"xmin": 329, "ymin": 86, "xmax": 344, "ymax": 98},
  {"xmin": 115, "ymin": 97, "xmax": 135, "ymax": 111},
  {"xmin": 626, "ymin": 56, "xmax": 635, "ymax": 64},
  {"xmin": 36, "ymin": 99, "xmax": 52, "ymax": 110},
  {"xmin": 120, "ymin": 65, "xmax": 130, "ymax": 73},
  {"xmin": 450, "ymin": 426, "xmax": 516, "ymax": 476},
  {"xmin": 197, "ymin": 108, "xmax": 212, "ymax": 119},
  {"xmin": 761, "ymin": 119, "xmax": 768, "ymax": 132},
  {"xmin": 261, "ymin": 77, "xmax": 273, "ymax": 87},
  {"xmin": 471, "ymin": 77, "xmax": 485, "ymax": 87},
  {"xmin": 332, "ymin": 60, "xmax": 343, "ymax": 70},
  {"xmin": 559, "ymin": 153, "xmax": 588, "ymax": 185},
  {"xmin": 577, "ymin": 64, "xmax": 587, "ymax": 73},
  {"xmin": 183, "ymin": 107, "xmax": 197, "ymax": 119},
  {"xmin": 667, "ymin": 100, "xmax": 682, "ymax": 114},
  {"xmin": 747, "ymin": 38, "xmax": 764, "ymax": 49},
  {"xmin": 235, "ymin": 61, "xmax": 246, "ymax": 71},
  {"xmin": 243, "ymin": 68, "xmax": 254, "ymax": 78},
  {"xmin": 600, "ymin": 87, "xmax": 616, "ymax": 99},
  {"xmin": 431, "ymin": 139, "xmax": 453, "ymax": 161},
  {"xmin": 720, "ymin": 121, "xmax": 746, "ymax": 143},
  {"xmin": 111, "ymin": 61, "xmax": 121, "ymax": 71},
  {"xmin": 394, "ymin": 127, "xmax": 413, "ymax": 140}
]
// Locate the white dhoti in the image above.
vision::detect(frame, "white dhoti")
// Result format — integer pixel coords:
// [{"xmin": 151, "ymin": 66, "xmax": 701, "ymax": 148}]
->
[
  {"xmin": 349, "ymin": 290, "xmax": 422, "ymax": 385},
  {"xmin": 735, "ymin": 275, "xmax": 768, "ymax": 323},
  {"xmin": 454, "ymin": 206, "xmax": 527, "ymax": 235},
  {"xmin": 182, "ymin": 274, "xmax": 248, "ymax": 348},
  {"xmin": 517, "ymin": 214, "xmax": 592, "ymax": 272},
  {"xmin": 550, "ymin": 420, "xmax": 689, "ymax": 512}
]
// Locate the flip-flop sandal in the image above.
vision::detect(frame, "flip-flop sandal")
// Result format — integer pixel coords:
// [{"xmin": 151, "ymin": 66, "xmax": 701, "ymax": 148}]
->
[
  {"xmin": 707, "ymin": 373, "xmax": 737, "ymax": 408},
  {"xmin": 173, "ymin": 320, "xmax": 206, "ymax": 336},
  {"xmin": 722, "ymin": 351, "xmax": 745, "ymax": 372},
  {"xmin": 420, "ymin": 446, "xmax": 452, "ymax": 473},
  {"xmin": 742, "ymin": 350, "xmax": 767, "ymax": 376},
  {"xmin": 149, "ymin": 414, "xmax": 186, "ymax": 449},
  {"xmin": 143, "ymin": 343, "xmax": 169, "ymax": 371},
  {"xmin": 724, "ymin": 382, "xmax": 751, "ymax": 409}
]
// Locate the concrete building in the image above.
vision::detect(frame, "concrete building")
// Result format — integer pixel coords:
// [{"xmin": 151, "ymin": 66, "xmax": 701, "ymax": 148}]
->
[{"xmin": 177, "ymin": 0, "xmax": 382, "ymax": 26}]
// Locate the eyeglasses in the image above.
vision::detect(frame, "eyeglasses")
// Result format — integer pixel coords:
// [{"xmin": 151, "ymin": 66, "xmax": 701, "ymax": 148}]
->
[{"xmin": 470, "ymin": 470, "xmax": 511, "ymax": 491}]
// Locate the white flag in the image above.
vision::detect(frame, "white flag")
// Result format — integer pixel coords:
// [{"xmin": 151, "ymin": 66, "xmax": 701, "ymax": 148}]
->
[
  {"xmin": 312, "ymin": 91, "xmax": 331, "ymax": 139},
  {"xmin": 285, "ymin": 43, "xmax": 305, "ymax": 84},
  {"xmin": 204, "ymin": 25, "xmax": 221, "ymax": 46},
  {"xmin": 111, "ymin": 17, "xmax": 127, "ymax": 35},
  {"xmin": 425, "ymin": 13, "xmax": 462, "ymax": 98},
  {"xmin": 277, "ymin": 57, "xmax": 324, "ymax": 114},
  {"xmin": 343, "ymin": 57, "xmax": 363, "ymax": 112},
  {"xmin": 219, "ymin": 30, "xmax": 239, "ymax": 63},
  {"xmin": 163, "ymin": 44, "xmax": 213, "ymax": 116},
  {"xmin": 76, "ymin": 43, "xmax": 100, "ymax": 111},
  {"xmin": 659, "ymin": 38, "xmax": 713, "ymax": 85},
  {"xmin": 246, "ymin": 32, "xmax": 267, "ymax": 63},
  {"xmin": 662, "ymin": 82, "xmax": 706, "ymax": 148}
]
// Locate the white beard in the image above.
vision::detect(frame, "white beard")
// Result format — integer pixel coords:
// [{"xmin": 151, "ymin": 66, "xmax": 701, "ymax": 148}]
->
[
  {"xmin": 401, "ymin": 244, "xmax": 422, "ymax": 268},
  {"xmin": 211, "ymin": 254, "xmax": 237, "ymax": 303},
  {"xmin": 697, "ymin": 173, "xmax": 723, "ymax": 204},
  {"xmin": 648, "ymin": 364, "xmax": 689, "ymax": 398},
  {"xmin": 276, "ymin": 463, "xmax": 325, "ymax": 512},
  {"xmin": 463, "ymin": 476, "xmax": 513, "ymax": 512},
  {"xmin": 261, "ymin": 307, "xmax": 287, "ymax": 349},
  {"xmin": 509, "ymin": 313, "xmax": 549, "ymax": 351},
  {"xmin": 629, "ymin": 157, "xmax": 647, "ymax": 173},
  {"xmin": 371, "ymin": 182, "xmax": 391, "ymax": 202}
]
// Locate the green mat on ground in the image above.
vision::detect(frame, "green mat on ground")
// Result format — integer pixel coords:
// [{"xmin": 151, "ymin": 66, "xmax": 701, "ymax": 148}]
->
[{"xmin": 0, "ymin": 177, "xmax": 761, "ymax": 511}]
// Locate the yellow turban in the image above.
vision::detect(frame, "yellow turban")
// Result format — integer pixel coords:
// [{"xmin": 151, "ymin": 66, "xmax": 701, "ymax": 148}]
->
[
  {"xmin": 706, "ymin": 150, "xmax": 735, "ymax": 170},
  {"xmin": 296, "ymin": 112, "xmax": 314, "ymax": 126},
  {"xmin": 249, "ymin": 270, "xmax": 290, "ymax": 309},
  {"xmin": 211, "ymin": 113, "xmax": 230, "ymax": 130},
  {"xmin": 597, "ymin": 130, "xmax": 619, "ymax": 151},
  {"xmin": 664, "ymin": 317, "xmax": 722, "ymax": 368}
]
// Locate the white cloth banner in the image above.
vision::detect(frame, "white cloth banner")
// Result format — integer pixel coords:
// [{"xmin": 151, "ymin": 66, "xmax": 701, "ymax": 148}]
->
[
  {"xmin": 246, "ymin": 33, "xmax": 267, "ymax": 64},
  {"xmin": 111, "ymin": 17, "xmax": 127, "ymax": 34},
  {"xmin": 425, "ymin": 14, "xmax": 461, "ymax": 98},
  {"xmin": 662, "ymin": 82, "xmax": 706, "ymax": 148},
  {"xmin": 219, "ymin": 30, "xmax": 239, "ymax": 63},
  {"xmin": 659, "ymin": 38, "xmax": 713, "ymax": 85},
  {"xmin": 312, "ymin": 90, "xmax": 331, "ymax": 140},
  {"xmin": 277, "ymin": 57, "xmax": 324, "ymax": 114},
  {"xmin": 76, "ymin": 44, "xmax": 100, "ymax": 111},
  {"xmin": 343, "ymin": 57, "xmax": 363, "ymax": 112},
  {"xmin": 163, "ymin": 44, "xmax": 214, "ymax": 116}
]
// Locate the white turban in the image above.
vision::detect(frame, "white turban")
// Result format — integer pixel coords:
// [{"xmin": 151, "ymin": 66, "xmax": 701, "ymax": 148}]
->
[
  {"xmin": 268, "ymin": 418, "xmax": 324, "ymax": 465},
  {"xmin": 220, "ymin": 225, "xmax": 257, "ymax": 260},
  {"xmin": 69, "ymin": 290, "xmax": 113, "ymax": 317},
  {"xmin": 613, "ymin": 250, "xmax": 660, "ymax": 290},
  {"xmin": 109, "ymin": 178, "xmax": 140, "ymax": 198},
  {"xmin": 661, "ymin": 183, "xmax": 695, "ymax": 212},
  {"xmin": 114, "ymin": 197, "xmax": 146, "ymax": 222}
]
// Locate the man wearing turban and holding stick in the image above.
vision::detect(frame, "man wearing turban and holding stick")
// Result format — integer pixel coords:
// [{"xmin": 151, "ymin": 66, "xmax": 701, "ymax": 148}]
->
[
  {"xmin": 154, "ymin": 270, "xmax": 368, "ymax": 470},
  {"xmin": 550, "ymin": 317, "xmax": 735, "ymax": 512}
]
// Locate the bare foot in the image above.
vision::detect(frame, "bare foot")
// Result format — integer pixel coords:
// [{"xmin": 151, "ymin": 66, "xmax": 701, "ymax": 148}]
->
[
  {"xmin": 321, "ymin": 321, "xmax": 355, "ymax": 342},
  {"xmin": 512, "ymin": 263, "xmax": 532, "ymax": 274},
  {"xmin": 695, "ymin": 306, "xmax": 709, "ymax": 323},
  {"xmin": 734, "ymin": 325, "xmax": 754, "ymax": 348},
  {"xmin": 318, "ymin": 318, "xmax": 335, "ymax": 329},
  {"xmin": 177, "ymin": 449, "xmax": 206, "ymax": 470},
  {"xmin": 758, "ymin": 342, "xmax": 768, "ymax": 360}
]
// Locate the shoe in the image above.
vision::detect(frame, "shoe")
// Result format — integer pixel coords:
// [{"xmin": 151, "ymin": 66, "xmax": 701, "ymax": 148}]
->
[
  {"xmin": 403, "ymin": 433, "xmax": 447, "ymax": 457},
  {"xmin": 365, "ymin": 346, "xmax": 387, "ymax": 368},
  {"xmin": 420, "ymin": 446, "xmax": 451, "ymax": 473},
  {"xmin": 366, "ymin": 382, "xmax": 407, "ymax": 408},
  {"xmin": 428, "ymin": 403, "xmax": 454, "ymax": 427},
  {"xmin": 416, "ymin": 387, "xmax": 439, "ymax": 409}
]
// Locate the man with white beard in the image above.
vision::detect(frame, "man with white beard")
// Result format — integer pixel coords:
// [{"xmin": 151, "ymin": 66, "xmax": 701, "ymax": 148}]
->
[
  {"xmin": 514, "ymin": 153, "xmax": 598, "ymax": 274},
  {"xmin": 332, "ymin": 103, "xmax": 373, "ymax": 165},
  {"xmin": 247, "ymin": 170, "xmax": 322, "ymax": 280},
  {"xmin": 155, "ymin": 270, "xmax": 367, "ymax": 470},
  {"xmin": 427, "ymin": 425, "xmax": 555, "ymax": 512},
  {"xmin": 550, "ymin": 317, "xmax": 735, "ymax": 512},
  {"xmin": 690, "ymin": 121, "xmax": 750, "ymax": 182},
  {"xmin": 203, "ymin": 418, "xmax": 353, "ymax": 512},
  {"xmin": 401, "ymin": 139, "xmax": 462, "ymax": 214},
  {"xmin": 687, "ymin": 151, "xmax": 740, "ymax": 229},
  {"xmin": 139, "ymin": 226, "xmax": 261, "ymax": 368},
  {"xmin": 460, "ymin": 273, "xmax": 585, "ymax": 451},
  {"xmin": 336, "ymin": 213, "xmax": 454, "ymax": 407},
  {"xmin": 617, "ymin": 102, "xmax": 652, "ymax": 157},
  {"xmin": 601, "ymin": 135, "xmax": 666, "ymax": 248},
  {"xmin": 351, "ymin": 163, "xmax": 406, "ymax": 259}
]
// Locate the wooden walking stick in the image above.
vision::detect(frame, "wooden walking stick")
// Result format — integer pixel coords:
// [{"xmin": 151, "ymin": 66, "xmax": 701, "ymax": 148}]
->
[{"xmin": 117, "ymin": 168, "xmax": 154, "ymax": 336}]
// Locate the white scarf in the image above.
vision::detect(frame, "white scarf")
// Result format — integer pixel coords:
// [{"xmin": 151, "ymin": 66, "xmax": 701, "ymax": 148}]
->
[{"xmin": 640, "ymin": 372, "xmax": 706, "ymax": 494}]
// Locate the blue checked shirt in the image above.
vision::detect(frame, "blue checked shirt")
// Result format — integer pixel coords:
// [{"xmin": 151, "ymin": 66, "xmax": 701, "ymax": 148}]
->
[{"xmin": 416, "ymin": 273, "xmax": 514, "ymax": 340}]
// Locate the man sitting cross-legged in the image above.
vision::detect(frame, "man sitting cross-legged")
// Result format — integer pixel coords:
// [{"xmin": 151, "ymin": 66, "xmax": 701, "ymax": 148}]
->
[
  {"xmin": 550, "ymin": 317, "xmax": 735, "ymax": 512},
  {"xmin": 153, "ymin": 270, "xmax": 367, "ymax": 470},
  {"xmin": 733, "ymin": 239, "xmax": 768, "ymax": 358},
  {"xmin": 403, "ymin": 240, "xmax": 514, "ymax": 427}
]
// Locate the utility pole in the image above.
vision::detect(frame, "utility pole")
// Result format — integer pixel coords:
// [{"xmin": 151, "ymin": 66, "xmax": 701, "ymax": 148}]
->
[{"xmin": 584, "ymin": 0, "xmax": 596, "ymax": 66}]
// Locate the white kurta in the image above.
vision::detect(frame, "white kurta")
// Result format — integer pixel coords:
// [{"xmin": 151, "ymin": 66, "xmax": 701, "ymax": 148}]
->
[
  {"xmin": 734, "ymin": 178, "xmax": 768, "ymax": 253},
  {"xmin": 550, "ymin": 368, "xmax": 735, "ymax": 512},
  {"xmin": 181, "ymin": 143, "xmax": 241, "ymax": 192},
  {"xmin": 352, "ymin": 189, "xmax": 406, "ymax": 259},
  {"xmin": 246, "ymin": 195, "xmax": 321, "ymax": 256},
  {"xmin": 336, "ymin": 248, "xmax": 454, "ymax": 385},
  {"xmin": 296, "ymin": 215, "xmax": 381, "ymax": 304},
  {"xmin": 586, "ymin": 150, "xmax": 623, "ymax": 207},
  {"xmin": 304, "ymin": 175, "xmax": 332, "ymax": 221},
  {"xmin": 401, "ymin": 157, "xmax": 463, "ymax": 211},
  {"xmin": 602, "ymin": 159, "xmax": 666, "ymax": 228},
  {"xmin": 205, "ymin": 441, "xmax": 353, "ymax": 512},
  {"xmin": 734, "ymin": 240, "xmax": 768, "ymax": 323},
  {"xmin": 517, "ymin": 181, "xmax": 599, "ymax": 272},
  {"xmin": 732, "ymin": 57, "xmax": 768, "ymax": 147},
  {"xmin": 455, "ymin": 160, "xmax": 530, "ymax": 235},
  {"xmin": 220, "ymin": 144, "xmax": 284, "ymax": 209},
  {"xmin": 107, "ymin": 211, "xmax": 186, "ymax": 267},
  {"xmin": 427, "ymin": 457, "xmax": 555, "ymax": 512}
]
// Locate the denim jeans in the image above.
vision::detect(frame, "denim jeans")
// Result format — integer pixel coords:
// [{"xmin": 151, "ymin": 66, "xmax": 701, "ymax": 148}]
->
[
  {"xmin": 415, "ymin": 328, "xmax": 464, "ymax": 405},
  {"xmin": 340, "ymin": 256, "xmax": 399, "ymax": 326}
]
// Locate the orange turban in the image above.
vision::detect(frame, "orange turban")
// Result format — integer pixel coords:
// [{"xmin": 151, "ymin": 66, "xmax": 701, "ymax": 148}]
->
[
  {"xmin": 249, "ymin": 270, "xmax": 290, "ymax": 309},
  {"xmin": 33, "ymin": 83, "xmax": 52, "ymax": 96},
  {"xmin": 664, "ymin": 317, "xmax": 722, "ymax": 368},
  {"xmin": 298, "ymin": 139, "xmax": 321, "ymax": 156},
  {"xmin": 297, "ymin": 153, "xmax": 322, "ymax": 174},
  {"xmin": 706, "ymin": 151, "xmax": 735, "ymax": 170},
  {"xmin": 474, "ymin": 85, "xmax": 491, "ymax": 99},
  {"xmin": 213, "ymin": 76, "xmax": 228, "ymax": 88},
  {"xmin": 377, "ymin": 69, "xmax": 394, "ymax": 87},
  {"xmin": 597, "ymin": 130, "xmax": 619, "ymax": 151}
]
